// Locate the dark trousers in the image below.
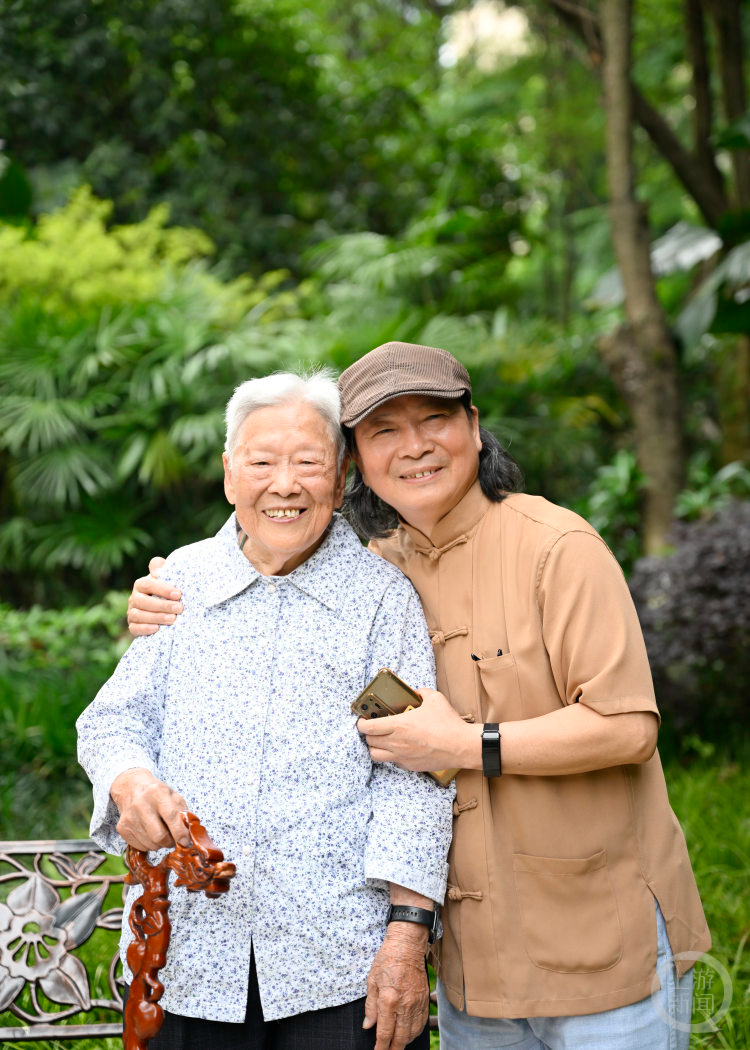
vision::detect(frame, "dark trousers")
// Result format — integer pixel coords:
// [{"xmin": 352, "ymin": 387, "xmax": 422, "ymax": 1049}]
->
[{"xmin": 126, "ymin": 953, "xmax": 431, "ymax": 1050}]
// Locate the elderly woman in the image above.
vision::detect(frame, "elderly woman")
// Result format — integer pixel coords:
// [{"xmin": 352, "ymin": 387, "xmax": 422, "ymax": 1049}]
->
[{"xmin": 76, "ymin": 371, "xmax": 453, "ymax": 1050}]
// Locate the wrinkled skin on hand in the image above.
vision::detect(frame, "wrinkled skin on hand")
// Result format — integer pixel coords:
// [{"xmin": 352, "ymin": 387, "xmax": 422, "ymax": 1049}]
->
[
  {"xmin": 111, "ymin": 768, "xmax": 191, "ymax": 852},
  {"xmin": 364, "ymin": 924, "xmax": 429, "ymax": 1050}
]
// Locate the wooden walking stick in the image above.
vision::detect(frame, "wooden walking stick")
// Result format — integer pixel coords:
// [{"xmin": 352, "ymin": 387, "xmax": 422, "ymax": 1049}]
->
[{"xmin": 122, "ymin": 812, "xmax": 236, "ymax": 1050}]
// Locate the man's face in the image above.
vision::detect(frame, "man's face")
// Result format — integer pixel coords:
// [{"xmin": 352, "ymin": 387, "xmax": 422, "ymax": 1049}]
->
[
  {"xmin": 223, "ymin": 401, "xmax": 347, "ymax": 575},
  {"xmin": 353, "ymin": 395, "xmax": 482, "ymax": 536}
]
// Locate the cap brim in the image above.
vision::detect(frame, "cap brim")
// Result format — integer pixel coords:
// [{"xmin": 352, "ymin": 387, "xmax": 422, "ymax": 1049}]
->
[{"xmin": 341, "ymin": 386, "xmax": 470, "ymax": 428}]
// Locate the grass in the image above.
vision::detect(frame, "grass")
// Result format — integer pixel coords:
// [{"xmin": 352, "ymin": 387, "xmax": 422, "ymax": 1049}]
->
[
  {"xmin": 1, "ymin": 756, "xmax": 747, "ymax": 1048},
  {"xmin": 666, "ymin": 758, "xmax": 750, "ymax": 1049}
]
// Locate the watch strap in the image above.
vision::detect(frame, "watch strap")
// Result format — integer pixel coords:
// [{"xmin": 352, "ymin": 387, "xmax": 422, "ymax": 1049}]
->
[
  {"xmin": 387, "ymin": 904, "xmax": 438, "ymax": 944},
  {"xmin": 482, "ymin": 722, "xmax": 502, "ymax": 777}
]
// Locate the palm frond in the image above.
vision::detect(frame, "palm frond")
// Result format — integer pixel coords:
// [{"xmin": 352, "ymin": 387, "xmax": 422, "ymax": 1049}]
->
[
  {"xmin": 12, "ymin": 445, "xmax": 113, "ymax": 507},
  {"xmin": 0, "ymin": 396, "xmax": 97, "ymax": 454},
  {"xmin": 31, "ymin": 501, "xmax": 152, "ymax": 576},
  {"xmin": 0, "ymin": 516, "xmax": 34, "ymax": 570},
  {"xmin": 137, "ymin": 430, "xmax": 189, "ymax": 488},
  {"xmin": 170, "ymin": 411, "xmax": 226, "ymax": 459}
]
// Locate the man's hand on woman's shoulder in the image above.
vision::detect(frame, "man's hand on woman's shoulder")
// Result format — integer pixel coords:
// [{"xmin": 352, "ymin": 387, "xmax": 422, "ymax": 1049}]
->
[{"xmin": 127, "ymin": 556, "xmax": 183, "ymax": 636}]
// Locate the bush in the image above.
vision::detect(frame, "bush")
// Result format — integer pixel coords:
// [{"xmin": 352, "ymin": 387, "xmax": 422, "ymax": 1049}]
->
[
  {"xmin": 0, "ymin": 190, "xmax": 302, "ymax": 606},
  {"xmin": 628, "ymin": 500, "xmax": 750, "ymax": 747},
  {"xmin": 574, "ymin": 449, "xmax": 644, "ymax": 573},
  {"xmin": 0, "ymin": 593, "xmax": 129, "ymax": 836}
]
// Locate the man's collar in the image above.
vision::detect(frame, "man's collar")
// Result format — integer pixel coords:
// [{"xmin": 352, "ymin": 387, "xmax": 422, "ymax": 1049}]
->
[
  {"xmin": 397, "ymin": 479, "xmax": 490, "ymax": 553},
  {"xmin": 204, "ymin": 513, "xmax": 353, "ymax": 615}
]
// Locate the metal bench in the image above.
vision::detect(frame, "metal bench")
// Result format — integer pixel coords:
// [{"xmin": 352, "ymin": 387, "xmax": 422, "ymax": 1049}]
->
[
  {"xmin": 1, "ymin": 837, "xmax": 440, "ymax": 1044},
  {"xmin": 0, "ymin": 838, "xmax": 125, "ymax": 1043}
]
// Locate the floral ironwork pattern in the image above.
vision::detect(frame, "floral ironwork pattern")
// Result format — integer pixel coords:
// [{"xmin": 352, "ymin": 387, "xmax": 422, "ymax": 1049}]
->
[{"xmin": 0, "ymin": 839, "xmax": 125, "ymax": 1041}]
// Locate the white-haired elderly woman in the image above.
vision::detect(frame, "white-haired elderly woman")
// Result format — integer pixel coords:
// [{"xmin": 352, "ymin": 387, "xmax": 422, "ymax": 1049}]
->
[{"xmin": 77, "ymin": 371, "xmax": 453, "ymax": 1050}]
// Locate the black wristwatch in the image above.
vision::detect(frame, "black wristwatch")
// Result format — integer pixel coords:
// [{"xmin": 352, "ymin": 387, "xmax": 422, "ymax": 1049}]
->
[
  {"xmin": 387, "ymin": 904, "xmax": 439, "ymax": 944},
  {"xmin": 482, "ymin": 722, "xmax": 502, "ymax": 777}
]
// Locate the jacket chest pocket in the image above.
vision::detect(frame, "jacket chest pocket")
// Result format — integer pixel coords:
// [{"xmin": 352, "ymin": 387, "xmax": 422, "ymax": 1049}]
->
[
  {"xmin": 475, "ymin": 651, "xmax": 525, "ymax": 722},
  {"xmin": 512, "ymin": 850, "xmax": 623, "ymax": 972}
]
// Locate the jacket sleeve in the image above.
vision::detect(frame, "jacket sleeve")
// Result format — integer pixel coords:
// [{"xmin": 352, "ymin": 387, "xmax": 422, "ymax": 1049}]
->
[
  {"xmin": 362, "ymin": 577, "xmax": 454, "ymax": 904},
  {"xmin": 538, "ymin": 529, "xmax": 660, "ymax": 719},
  {"xmin": 76, "ymin": 624, "xmax": 175, "ymax": 854}
]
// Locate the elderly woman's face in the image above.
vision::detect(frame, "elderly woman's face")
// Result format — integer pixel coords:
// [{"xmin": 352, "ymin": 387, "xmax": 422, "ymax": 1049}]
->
[{"xmin": 223, "ymin": 401, "xmax": 347, "ymax": 576}]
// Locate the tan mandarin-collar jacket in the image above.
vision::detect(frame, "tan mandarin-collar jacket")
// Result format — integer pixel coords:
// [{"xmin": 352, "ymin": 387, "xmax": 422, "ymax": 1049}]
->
[{"xmin": 372, "ymin": 482, "xmax": 710, "ymax": 1019}]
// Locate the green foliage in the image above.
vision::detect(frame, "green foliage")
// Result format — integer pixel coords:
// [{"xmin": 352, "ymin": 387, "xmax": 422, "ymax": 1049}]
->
[
  {"xmin": 462, "ymin": 318, "xmax": 623, "ymax": 506},
  {"xmin": 676, "ymin": 455, "xmax": 750, "ymax": 520},
  {"xmin": 0, "ymin": 187, "xmax": 214, "ymax": 312},
  {"xmin": 0, "ymin": 593, "xmax": 128, "ymax": 769},
  {"xmin": 0, "ymin": 0, "xmax": 332, "ymax": 267},
  {"xmin": 0, "ymin": 191, "xmax": 303, "ymax": 605},
  {"xmin": 0, "ymin": 153, "xmax": 32, "ymax": 220},
  {"xmin": 0, "ymin": 592, "xmax": 128, "ymax": 835},
  {"xmin": 572, "ymin": 450, "xmax": 645, "ymax": 573},
  {"xmin": 0, "ymin": 0, "xmax": 450, "ymax": 271},
  {"xmin": 676, "ymin": 241, "xmax": 750, "ymax": 348},
  {"xmin": 667, "ymin": 758, "xmax": 750, "ymax": 1050},
  {"xmin": 0, "ymin": 173, "xmax": 631, "ymax": 605}
]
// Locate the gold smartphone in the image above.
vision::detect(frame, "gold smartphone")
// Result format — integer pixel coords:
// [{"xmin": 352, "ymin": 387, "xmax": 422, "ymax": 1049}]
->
[{"xmin": 351, "ymin": 668, "xmax": 457, "ymax": 788}]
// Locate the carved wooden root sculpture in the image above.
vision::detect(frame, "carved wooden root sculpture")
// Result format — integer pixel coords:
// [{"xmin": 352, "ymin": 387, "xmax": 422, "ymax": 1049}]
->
[{"xmin": 123, "ymin": 812, "xmax": 236, "ymax": 1050}]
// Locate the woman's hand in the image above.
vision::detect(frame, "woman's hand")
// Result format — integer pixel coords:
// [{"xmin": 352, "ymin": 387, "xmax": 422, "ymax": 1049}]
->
[
  {"xmin": 127, "ymin": 557, "xmax": 183, "ymax": 637},
  {"xmin": 357, "ymin": 687, "xmax": 481, "ymax": 772},
  {"xmin": 364, "ymin": 923, "xmax": 429, "ymax": 1050},
  {"xmin": 110, "ymin": 768, "xmax": 191, "ymax": 851}
]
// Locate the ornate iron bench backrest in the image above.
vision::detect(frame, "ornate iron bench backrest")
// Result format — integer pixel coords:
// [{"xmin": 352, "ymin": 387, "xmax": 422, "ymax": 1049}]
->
[
  {"xmin": 1, "ymin": 837, "xmax": 439, "ymax": 1043},
  {"xmin": 0, "ymin": 838, "xmax": 125, "ymax": 1043}
]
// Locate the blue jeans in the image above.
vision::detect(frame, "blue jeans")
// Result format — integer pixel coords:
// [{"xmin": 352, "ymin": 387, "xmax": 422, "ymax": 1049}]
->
[{"xmin": 436, "ymin": 902, "xmax": 694, "ymax": 1050}]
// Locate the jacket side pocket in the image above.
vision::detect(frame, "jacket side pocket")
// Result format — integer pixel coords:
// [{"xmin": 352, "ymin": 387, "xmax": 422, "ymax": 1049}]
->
[{"xmin": 512, "ymin": 850, "xmax": 623, "ymax": 972}]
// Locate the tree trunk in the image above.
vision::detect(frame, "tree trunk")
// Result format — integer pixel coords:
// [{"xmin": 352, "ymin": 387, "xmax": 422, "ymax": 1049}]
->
[
  {"xmin": 542, "ymin": 0, "xmax": 731, "ymax": 229},
  {"xmin": 718, "ymin": 335, "xmax": 750, "ymax": 465},
  {"xmin": 601, "ymin": 0, "xmax": 685, "ymax": 553},
  {"xmin": 684, "ymin": 0, "xmax": 726, "ymax": 209},
  {"xmin": 706, "ymin": 0, "xmax": 750, "ymax": 210}
]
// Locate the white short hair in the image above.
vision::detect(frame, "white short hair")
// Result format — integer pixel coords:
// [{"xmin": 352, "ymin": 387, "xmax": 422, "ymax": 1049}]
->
[{"xmin": 224, "ymin": 369, "xmax": 345, "ymax": 467}]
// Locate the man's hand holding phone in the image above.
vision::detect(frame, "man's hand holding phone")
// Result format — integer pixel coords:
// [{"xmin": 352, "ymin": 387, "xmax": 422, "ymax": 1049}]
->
[{"xmin": 353, "ymin": 670, "xmax": 461, "ymax": 786}]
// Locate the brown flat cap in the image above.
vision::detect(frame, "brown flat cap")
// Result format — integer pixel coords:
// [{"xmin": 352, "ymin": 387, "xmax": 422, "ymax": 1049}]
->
[{"xmin": 338, "ymin": 341, "xmax": 472, "ymax": 427}]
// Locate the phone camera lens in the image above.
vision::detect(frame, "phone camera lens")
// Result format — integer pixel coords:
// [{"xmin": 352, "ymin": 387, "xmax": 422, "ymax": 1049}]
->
[{"xmin": 361, "ymin": 703, "xmax": 369, "ymax": 711}]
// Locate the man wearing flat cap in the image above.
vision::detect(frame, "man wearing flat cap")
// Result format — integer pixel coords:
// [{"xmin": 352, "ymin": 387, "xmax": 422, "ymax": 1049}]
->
[{"xmin": 129, "ymin": 342, "xmax": 710, "ymax": 1050}]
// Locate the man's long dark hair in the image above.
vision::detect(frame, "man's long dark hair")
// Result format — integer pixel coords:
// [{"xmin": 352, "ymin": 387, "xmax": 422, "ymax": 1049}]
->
[{"xmin": 342, "ymin": 395, "xmax": 523, "ymax": 540}]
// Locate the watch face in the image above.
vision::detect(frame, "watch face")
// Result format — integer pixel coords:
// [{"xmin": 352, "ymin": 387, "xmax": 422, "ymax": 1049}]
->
[{"xmin": 429, "ymin": 908, "xmax": 439, "ymax": 943}]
